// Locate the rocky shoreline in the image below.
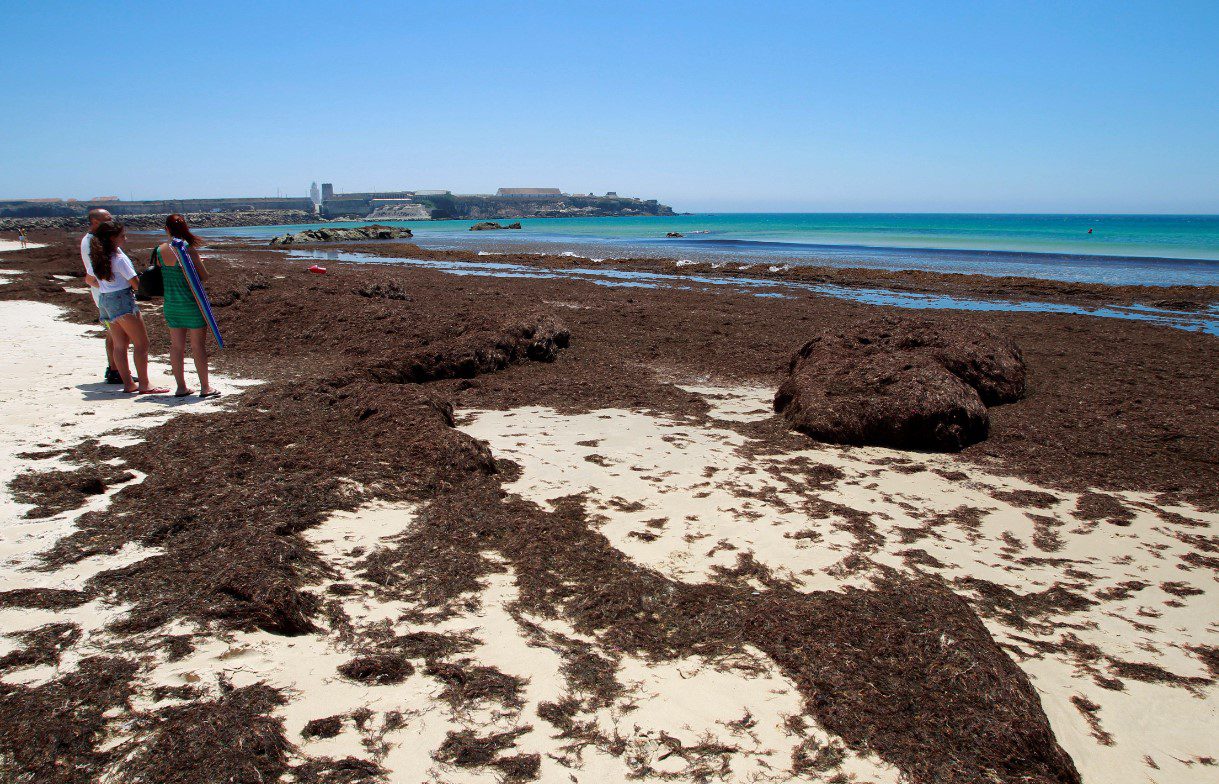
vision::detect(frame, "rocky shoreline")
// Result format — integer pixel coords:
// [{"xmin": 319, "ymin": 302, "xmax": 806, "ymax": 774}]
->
[
  {"xmin": 269, "ymin": 225, "xmax": 414, "ymax": 245},
  {"xmin": 0, "ymin": 231, "xmax": 1215, "ymax": 784},
  {"xmin": 0, "ymin": 210, "xmax": 320, "ymax": 232}
]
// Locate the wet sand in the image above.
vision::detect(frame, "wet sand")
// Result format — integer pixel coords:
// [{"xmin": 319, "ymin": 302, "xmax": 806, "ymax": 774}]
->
[{"xmin": 0, "ymin": 232, "xmax": 1215, "ymax": 784}]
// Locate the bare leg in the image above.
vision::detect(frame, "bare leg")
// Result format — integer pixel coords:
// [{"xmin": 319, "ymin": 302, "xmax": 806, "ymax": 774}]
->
[
  {"xmin": 108, "ymin": 320, "xmax": 137, "ymax": 392},
  {"xmin": 189, "ymin": 328, "xmax": 214, "ymax": 394},
  {"xmin": 169, "ymin": 328, "xmax": 191, "ymax": 394},
  {"xmin": 105, "ymin": 331, "xmax": 115, "ymax": 370},
  {"xmin": 121, "ymin": 314, "xmax": 166, "ymax": 393}
]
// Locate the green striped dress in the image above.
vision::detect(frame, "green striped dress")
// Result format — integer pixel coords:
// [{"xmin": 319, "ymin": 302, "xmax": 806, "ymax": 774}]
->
[{"xmin": 155, "ymin": 247, "xmax": 206, "ymax": 329}]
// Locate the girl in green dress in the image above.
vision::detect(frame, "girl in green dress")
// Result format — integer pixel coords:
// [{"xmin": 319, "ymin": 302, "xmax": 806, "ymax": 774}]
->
[{"xmin": 157, "ymin": 214, "xmax": 219, "ymax": 398}]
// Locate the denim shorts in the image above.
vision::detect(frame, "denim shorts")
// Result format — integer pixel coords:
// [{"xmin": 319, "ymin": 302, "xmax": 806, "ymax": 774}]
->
[{"xmin": 97, "ymin": 288, "xmax": 139, "ymax": 323}]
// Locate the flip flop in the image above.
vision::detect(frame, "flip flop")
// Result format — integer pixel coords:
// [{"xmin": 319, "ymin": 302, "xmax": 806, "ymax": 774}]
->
[
  {"xmin": 174, "ymin": 389, "xmax": 195, "ymax": 398},
  {"xmin": 138, "ymin": 387, "xmax": 171, "ymax": 395},
  {"xmin": 121, "ymin": 388, "xmax": 140, "ymax": 394},
  {"xmin": 198, "ymin": 390, "xmax": 222, "ymax": 399}
]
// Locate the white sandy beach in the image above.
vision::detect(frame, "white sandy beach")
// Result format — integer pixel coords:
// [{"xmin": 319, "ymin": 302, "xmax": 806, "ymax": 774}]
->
[
  {"xmin": 457, "ymin": 390, "xmax": 1218, "ymax": 783},
  {"xmin": 0, "ymin": 239, "xmax": 47, "ymax": 253},
  {"xmin": 0, "ymin": 281, "xmax": 1215, "ymax": 783}
]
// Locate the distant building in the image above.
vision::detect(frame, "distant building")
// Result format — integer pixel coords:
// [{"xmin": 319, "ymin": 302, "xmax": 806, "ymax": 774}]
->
[
  {"xmin": 415, "ymin": 190, "xmax": 451, "ymax": 196},
  {"xmin": 91, "ymin": 196, "xmax": 120, "ymax": 202},
  {"xmin": 497, "ymin": 188, "xmax": 562, "ymax": 197},
  {"xmin": 321, "ymin": 183, "xmax": 334, "ymax": 202},
  {"xmin": 310, "ymin": 182, "xmax": 321, "ymax": 207},
  {"xmin": 605, "ymin": 192, "xmax": 618, "ymax": 197}
]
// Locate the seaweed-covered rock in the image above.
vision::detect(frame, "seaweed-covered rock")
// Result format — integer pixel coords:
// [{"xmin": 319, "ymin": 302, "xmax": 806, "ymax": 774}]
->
[
  {"xmin": 468, "ymin": 221, "xmax": 522, "ymax": 231},
  {"xmin": 774, "ymin": 317, "xmax": 1026, "ymax": 451},
  {"xmin": 269, "ymin": 225, "xmax": 413, "ymax": 245}
]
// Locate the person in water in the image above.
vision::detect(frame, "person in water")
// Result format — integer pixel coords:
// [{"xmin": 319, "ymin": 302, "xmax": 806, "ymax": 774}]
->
[
  {"xmin": 84, "ymin": 221, "xmax": 169, "ymax": 394},
  {"xmin": 154, "ymin": 214, "xmax": 219, "ymax": 398}
]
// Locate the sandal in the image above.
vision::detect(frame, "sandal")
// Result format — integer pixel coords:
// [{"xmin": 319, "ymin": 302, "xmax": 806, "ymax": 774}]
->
[{"xmin": 198, "ymin": 389, "xmax": 222, "ymax": 399}]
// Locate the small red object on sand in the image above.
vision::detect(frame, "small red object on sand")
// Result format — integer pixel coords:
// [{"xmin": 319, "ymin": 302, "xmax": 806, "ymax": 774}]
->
[{"xmin": 308, "ymin": 264, "xmax": 327, "ymax": 274}]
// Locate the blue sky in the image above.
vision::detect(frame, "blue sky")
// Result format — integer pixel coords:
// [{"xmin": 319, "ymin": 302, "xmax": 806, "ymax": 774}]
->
[{"xmin": 2, "ymin": 0, "xmax": 1217, "ymax": 212}]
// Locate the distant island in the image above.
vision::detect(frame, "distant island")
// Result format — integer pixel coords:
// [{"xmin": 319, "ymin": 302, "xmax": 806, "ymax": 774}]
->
[{"xmin": 0, "ymin": 183, "xmax": 675, "ymax": 230}]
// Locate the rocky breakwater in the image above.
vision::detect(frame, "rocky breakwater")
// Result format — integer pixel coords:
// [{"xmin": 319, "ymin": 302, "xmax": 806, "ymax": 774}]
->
[
  {"xmin": 269, "ymin": 225, "xmax": 414, "ymax": 245},
  {"xmin": 468, "ymin": 221, "xmax": 522, "ymax": 231},
  {"xmin": 774, "ymin": 316, "xmax": 1027, "ymax": 451},
  {"xmin": 0, "ymin": 210, "xmax": 319, "ymax": 232}
]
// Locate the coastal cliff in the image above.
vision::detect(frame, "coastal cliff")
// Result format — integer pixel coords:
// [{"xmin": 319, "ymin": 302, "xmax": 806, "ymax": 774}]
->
[{"xmin": 407, "ymin": 193, "xmax": 675, "ymax": 221}]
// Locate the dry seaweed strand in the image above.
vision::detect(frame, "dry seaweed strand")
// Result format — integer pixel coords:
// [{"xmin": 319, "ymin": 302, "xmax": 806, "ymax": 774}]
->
[{"xmin": 5, "ymin": 231, "xmax": 1215, "ymax": 782}]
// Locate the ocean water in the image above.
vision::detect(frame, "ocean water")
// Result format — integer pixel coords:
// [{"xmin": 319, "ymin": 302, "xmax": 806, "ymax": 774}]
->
[{"xmin": 210, "ymin": 213, "xmax": 1219, "ymax": 287}]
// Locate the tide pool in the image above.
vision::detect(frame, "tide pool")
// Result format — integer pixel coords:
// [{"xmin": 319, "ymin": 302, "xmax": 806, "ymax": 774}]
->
[{"xmin": 287, "ymin": 249, "xmax": 1219, "ymax": 336}]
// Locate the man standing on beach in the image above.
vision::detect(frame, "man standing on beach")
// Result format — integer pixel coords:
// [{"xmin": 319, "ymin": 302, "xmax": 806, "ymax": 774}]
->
[{"xmin": 82, "ymin": 208, "xmax": 120, "ymax": 384}]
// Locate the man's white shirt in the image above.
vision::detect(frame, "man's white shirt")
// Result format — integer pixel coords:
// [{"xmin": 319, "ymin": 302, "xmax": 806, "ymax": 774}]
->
[{"xmin": 80, "ymin": 233, "xmax": 101, "ymax": 306}]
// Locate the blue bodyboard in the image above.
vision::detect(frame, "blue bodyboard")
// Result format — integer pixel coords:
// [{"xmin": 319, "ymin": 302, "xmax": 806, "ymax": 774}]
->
[{"xmin": 171, "ymin": 238, "xmax": 223, "ymax": 348}]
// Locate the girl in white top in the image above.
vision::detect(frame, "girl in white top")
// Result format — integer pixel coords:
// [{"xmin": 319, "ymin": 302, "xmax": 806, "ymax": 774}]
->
[{"xmin": 85, "ymin": 221, "xmax": 169, "ymax": 394}]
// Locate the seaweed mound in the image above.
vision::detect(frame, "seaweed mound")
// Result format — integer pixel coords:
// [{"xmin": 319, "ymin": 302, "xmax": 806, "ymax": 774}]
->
[
  {"xmin": 337, "ymin": 654, "xmax": 414, "ymax": 685},
  {"xmin": 365, "ymin": 313, "xmax": 570, "ymax": 384},
  {"xmin": 774, "ymin": 317, "xmax": 1026, "ymax": 451},
  {"xmin": 748, "ymin": 576, "xmax": 1081, "ymax": 784}
]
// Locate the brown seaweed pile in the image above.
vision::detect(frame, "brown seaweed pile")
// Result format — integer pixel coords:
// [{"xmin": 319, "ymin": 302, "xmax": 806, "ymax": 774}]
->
[
  {"xmin": 4, "ymin": 231, "xmax": 1215, "ymax": 782},
  {"xmin": 360, "ymin": 312, "xmax": 570, "ymax": 384},
  {"xmin": 774, "ymin": 316, "xmax": 1026, "ymax": 451}
]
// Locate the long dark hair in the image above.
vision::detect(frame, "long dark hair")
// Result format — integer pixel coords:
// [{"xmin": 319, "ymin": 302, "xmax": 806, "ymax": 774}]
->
[
  {"xmin": 166, "ymin": 213, "xmax": 200, "ymax": 246},
  {"xmin": 89, "ymin": 220, "xmax": 124, "ymax": 281}
]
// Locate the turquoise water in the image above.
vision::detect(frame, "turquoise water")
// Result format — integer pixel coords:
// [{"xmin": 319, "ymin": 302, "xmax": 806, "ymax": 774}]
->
[{"xmin": 210, "ymin": 213, "xmax": 1219, "ymax": 287}]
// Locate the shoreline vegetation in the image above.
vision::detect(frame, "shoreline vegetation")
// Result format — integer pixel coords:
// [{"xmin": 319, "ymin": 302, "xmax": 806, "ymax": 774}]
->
[{"xmin": 0, "ymin": 230, "xmax": 1216, "ymax": 783}]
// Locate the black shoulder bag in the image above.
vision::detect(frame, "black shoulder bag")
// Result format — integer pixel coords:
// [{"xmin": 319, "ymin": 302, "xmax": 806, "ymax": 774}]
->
[{"xmin": 137, "ymin": 247, "xmax": 164, "ymax": 299}]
